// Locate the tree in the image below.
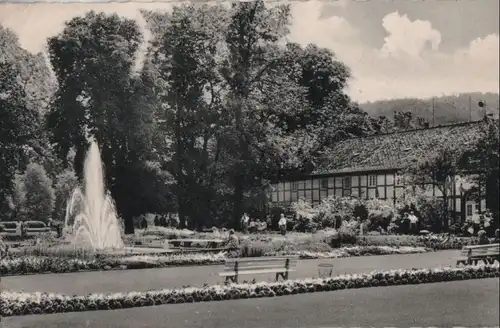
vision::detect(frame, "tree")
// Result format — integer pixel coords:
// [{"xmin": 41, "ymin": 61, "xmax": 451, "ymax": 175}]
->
[
  {"xmin": 53, "ymin": 168, "xmax": 79, "ymax": 222},
  {"xmin": 0, "ymin": 60, "xmax": 41, "ymax": 206},
  {"xmin": 47, "ymin": 11, "xmax": 152, "ymax": 234},
  {"xmin": 143, "ymin": 5, "xmax": 229, "ymax": 229},
  {"xmin": 464, "ymin": 118, "xmax": 500, "ymax": 223},
  {"xmin": 23, "ymin": 163, "xmax": 55, "ymax": 222},
  {"xmin": 144, "ymin": 2, "xmax": 367, "ymax": 229},
  {"xmin": 403, "ymin": 145, "xmax": 463, "ymax": 232},
  {"xmin": 11, "ymin": 163, "xmax": 55, "ymax": 222}
]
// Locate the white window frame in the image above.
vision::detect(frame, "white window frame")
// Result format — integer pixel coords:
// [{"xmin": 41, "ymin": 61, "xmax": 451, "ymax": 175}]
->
[{"xmin": 368, "ymin": 174, "xmax": 377, "ymax": 187}]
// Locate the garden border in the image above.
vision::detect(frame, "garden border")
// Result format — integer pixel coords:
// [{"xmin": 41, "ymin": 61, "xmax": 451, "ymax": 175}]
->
[{"xmin": 2, "ymin": 264, "xmax": 498, "ymax": 317}]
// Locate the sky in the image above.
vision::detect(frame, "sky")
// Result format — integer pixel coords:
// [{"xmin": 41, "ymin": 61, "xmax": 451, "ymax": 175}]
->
[{"xmin": 0, "ymin": 0, "xmax": 498, "ymax": 103}]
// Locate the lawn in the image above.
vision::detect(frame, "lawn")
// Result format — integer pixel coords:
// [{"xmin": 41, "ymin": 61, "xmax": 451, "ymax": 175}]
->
[
  {"xmin": 4, "ymin": 278, "xmax": 499, "ymax": 328},
  {"xmin": 2, "ymin": 250, "xmax": 460, "ymax": 294}
]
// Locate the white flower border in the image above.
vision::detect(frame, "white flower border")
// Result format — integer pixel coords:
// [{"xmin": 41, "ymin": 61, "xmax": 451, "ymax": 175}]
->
[{"xmin": 2, "ymin": 263, "xmax": 498, "ymax": 317}]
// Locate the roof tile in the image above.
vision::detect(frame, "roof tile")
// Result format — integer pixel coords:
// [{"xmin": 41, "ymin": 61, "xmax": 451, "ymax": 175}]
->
[{"xmin": 312, "ymin": 121, "xmax": 488, "ymax": 175}]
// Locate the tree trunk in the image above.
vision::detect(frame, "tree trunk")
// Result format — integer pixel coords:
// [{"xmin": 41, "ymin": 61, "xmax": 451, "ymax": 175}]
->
[
  {"xmin": 123, "ymin": 212, "xmax": 135, "ymax": 235},
  {"xmin": 233, "ymin": 174, "xmax": 244, "ymax": 230}
]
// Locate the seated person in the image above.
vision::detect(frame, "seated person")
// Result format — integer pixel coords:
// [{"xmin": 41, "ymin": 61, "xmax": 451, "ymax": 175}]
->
[{"xmin": 478, "ymin": 230, "xmax": 490, "ymax": 245}]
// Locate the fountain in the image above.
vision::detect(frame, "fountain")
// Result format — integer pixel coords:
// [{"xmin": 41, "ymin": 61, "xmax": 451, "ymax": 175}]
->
[{"xmin": 64, "ymin": 141, "xmax": 124, "ymax": 250}]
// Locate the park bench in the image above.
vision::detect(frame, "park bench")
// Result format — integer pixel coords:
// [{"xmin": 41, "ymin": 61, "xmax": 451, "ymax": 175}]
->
[
  {"xmin": 455, "ymin": 243, "xmax": 500, "ymax": 266},
  {"xmin": 219, "ymin": 256, "xmax": 298, "ymax": 284}
]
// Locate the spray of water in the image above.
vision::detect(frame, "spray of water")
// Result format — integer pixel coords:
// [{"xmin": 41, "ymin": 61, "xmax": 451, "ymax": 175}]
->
[{"xmin": 64, "ymin": 141, "xmax": 124, "ymax": 249}]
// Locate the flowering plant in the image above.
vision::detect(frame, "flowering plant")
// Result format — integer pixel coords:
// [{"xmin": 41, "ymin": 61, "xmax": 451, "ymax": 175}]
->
[{"xmin": 2, "ymin": 263, "xmax": 498, "ymax": 317}]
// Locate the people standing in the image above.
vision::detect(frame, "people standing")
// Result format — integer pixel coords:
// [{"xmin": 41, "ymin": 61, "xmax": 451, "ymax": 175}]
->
[
  {"xmin": 278, "ymin": 214, "xmax": 287, "ymax": 236},
  {"xmin": 408, "ymin": 211, "xmax": 419, "ymax": 235},
  {"xmin": 241, "ymin": 213, "xmax": 250, "ymax": 234}
]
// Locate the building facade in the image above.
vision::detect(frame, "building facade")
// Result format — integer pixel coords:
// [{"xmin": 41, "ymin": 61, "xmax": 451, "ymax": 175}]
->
[{"xmin": 268, "ymin": 121, "xmax": 491, "ymax": 222}]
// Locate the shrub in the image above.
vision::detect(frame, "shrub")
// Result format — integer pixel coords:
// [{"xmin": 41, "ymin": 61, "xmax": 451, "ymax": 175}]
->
[
  {"xmin": 53, "ymin": 168, "xmax": 79, "ymax": 222},
  {"xmin": 12, "ymin": 163, "xmax": 55, "ymax": 223},
  {"xmin": 395, "ymin": 188, "xmax": 447, "ymax": 233},
  {"xmin": 365, "ymin": 199, "xmax": 395, "ymax": 232}
]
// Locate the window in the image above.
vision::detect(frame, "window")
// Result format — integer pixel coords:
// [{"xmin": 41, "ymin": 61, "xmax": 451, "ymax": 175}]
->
[
  {"xmin": 466, "ymin": 204, "xmax": 473, "ymax": 217},
  {"xmin": 305, "ymin": 190, "xmax": 312, "ymax": 201},
  {"xmin": 368, "ymin": 175, "xmax": 377, "ymax": 187},
  {"xmin": 321, "ymin": 179, "xmax": 328, "ymax": 189},
  {"xmin": 291, "ymin": 192, "xmax": 298, "ymax": 202},
  {"xmin": 343, "ymin": 189, "xmax": 351, "ymax": 197},
  {"xmin": 271, "ymin": 192, "xmax": 278, "ymax": 202},
  {"xmin": 283, "ymin": 191, "xmax": 291, "ymax": 202},
  {"xmin": 284, "ymin": 182, "xmax": 290, "ymax": 191},
  {"xmin": 291, "ymin": 181, "xmax": 299, "ymax": 191},
  {"xmin": 455, "ymin": 198, "xmax": 461, "ymax": 212},
  {"xmin": 305, "ymin": 180, "xmax": 312, "ymax": 189},
  {"xmin": 320, "ymin": 189, "xmax": 328, "ymax": 199},
  {"xmin": 377, "ymin": 186, "xmax": 386, "ymax": 199},
  {"xmin": 368, "ymin": 188, "xmax": 376, "ymax": 199},
  {"xmin": 343, "ymin": 177, "xmax": 351, "ymax": 189},
  {"xmin": 298, "ymin": 181, "xmax": 305, "ymax": 190},
  {"xmin": 377, "ymin": 174, "xmax": 385, "ymax": 185},
  {"xmin": 386, "ymin": 174, "xmax": 394, "ymax": 185},
  {"xmin": 386, "ymin": 186, "xmax": 394, "ymax": 199},
  {"xmin": 335, "ymin": 177, "xmax": 343, "ymax": 188},
  {"xmin": 360, "ymin": 188, "xmax": 367, "ymax": 199}
]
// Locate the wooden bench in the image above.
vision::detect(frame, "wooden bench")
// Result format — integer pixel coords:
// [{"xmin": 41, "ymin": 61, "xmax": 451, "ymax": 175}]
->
[
  {"xmin": 219, "ymin": 256, "xmax": 298, "ymax": 284},
  {"xmin": 456, "ymin": 243, "xmax": 500, "ymax": 266}
]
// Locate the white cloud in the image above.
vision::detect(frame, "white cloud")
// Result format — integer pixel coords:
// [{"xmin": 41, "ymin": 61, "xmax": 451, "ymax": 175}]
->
[
  {"xmin": 380, "ymin": 11, "xmax": 442, "ymax": 58},
  {"xmin": 289, "ymin": 3, "xmax": 499, "ymax": 102}
]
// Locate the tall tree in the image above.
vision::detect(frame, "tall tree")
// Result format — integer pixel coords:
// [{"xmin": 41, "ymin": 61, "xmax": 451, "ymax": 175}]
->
[
  {"xmin": 46, "ymin": 11, "xmax": 152, "ymax": 233},
  {"xmin": 143, "ymin": 5, "xmax": 223, "ymax": 228},
  {"xmin": 464, "ymin": 118, "xmax": 500, "ymax": 222}
]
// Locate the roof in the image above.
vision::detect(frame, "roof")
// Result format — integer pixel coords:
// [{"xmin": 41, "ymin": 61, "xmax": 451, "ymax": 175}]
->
[{"xmin": 311, "ymin": 120, "xmax": 490, "ymax": 175}]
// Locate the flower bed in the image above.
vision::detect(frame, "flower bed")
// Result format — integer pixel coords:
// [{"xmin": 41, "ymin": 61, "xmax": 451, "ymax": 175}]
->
[
  {"xmin": 2, "ymin": 264, "xmax": 498, "ymax": 317},
  {"xmin": 0, "ymin": 246, "xmax": 428, "ymax": 276},
  {"xmin": 356, "ymin": 234, "xmax": 476, "ymax": 250},
  {"xmin": 264, "ymin": 246, "xmax": 428, "ymax": 259}
]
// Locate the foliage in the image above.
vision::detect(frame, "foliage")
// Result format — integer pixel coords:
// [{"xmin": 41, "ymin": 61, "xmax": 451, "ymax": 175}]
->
[
  {"xmin": 53, "ymin": 168, "xmax": 79, "ymax": 222},
  {"xmin": 0, "ymin": 60, "xmax": 41, "ymax": 205},
  {"xmin": 361, "ymin": 93, "xmax": 500, "ymax": 126},
  {"xmin": 46, "ymin": 12, "xmax": 163, "ymax": 234},
  {"xmin": 9, "ymin": 163, "xmax": 55, "ymax": 222},
  {"xmin": 403, "ymin": 142, "xmax": 464, "ymax": 232},
  {"xmin": 394, "ymin": 188, "xmax": 446, "ymax": 233},
  {"xmin": 463, "ymin": 118, "xmax": 500, "ymax": 222}
]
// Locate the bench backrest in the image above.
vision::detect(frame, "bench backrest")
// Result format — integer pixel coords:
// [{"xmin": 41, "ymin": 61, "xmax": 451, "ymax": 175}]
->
[
  {"xmin": 461, "ymin": 243, "xmax": 499, "ymax": 257},
  {"xmin": 223, "ymin": 256, "xmax": 299, "ymax": 273}
]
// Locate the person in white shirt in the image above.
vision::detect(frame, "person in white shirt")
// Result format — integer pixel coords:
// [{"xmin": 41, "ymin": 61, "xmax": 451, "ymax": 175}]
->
[
  {"xmin": 408, "ymin": 211, "xmax": 419, "ymax": 234},
  {"xmin": 241, "ymin": 213, "xmax": 250, "ymax": 233},
  {"xmin": 278, "ymin": 214, "xmax": 287, "ymax": 235}
]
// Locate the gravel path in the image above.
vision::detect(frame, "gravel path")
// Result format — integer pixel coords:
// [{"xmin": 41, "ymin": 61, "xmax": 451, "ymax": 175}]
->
[
  {"xmin": 1, "ymin": 250, "xmax": 460, "ymax": 294},
  {"xmin": 4, "ymin": 278, "xmax": 499, "ymax": 328}
]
